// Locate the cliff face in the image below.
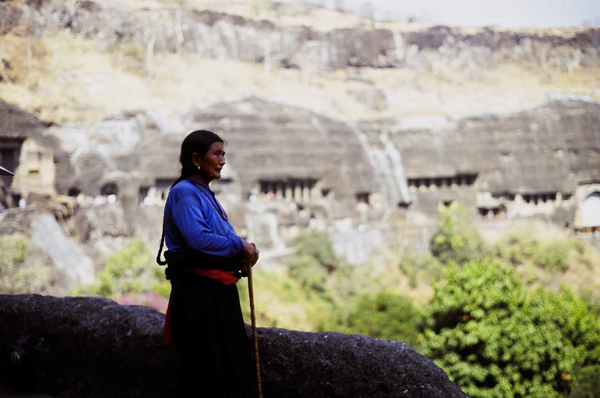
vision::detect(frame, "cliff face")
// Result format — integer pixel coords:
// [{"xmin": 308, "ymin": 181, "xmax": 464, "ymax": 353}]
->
[
  {"xmin": 0, "ymin": 294, "xmax": 466, "ymax": 398},
  {"xmin": 181, "ymin": 97, "xmax": 383, "ymax": 212},
  {"xmin": 375, "ymin": 100, "xmax": 600, "ymax": 212},
  {"xmin": 58, "ymin": 97, "xmax": 600, "ymax": 208},
  {"xmin": 2, "ymin": 0, "xmax": 598, "ymax": 73}
]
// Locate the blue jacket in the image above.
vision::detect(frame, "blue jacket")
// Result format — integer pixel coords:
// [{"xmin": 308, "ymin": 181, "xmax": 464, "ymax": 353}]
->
[{"xmin": 164, "ymin": 178, "xmax": 243, "ymax": 257}]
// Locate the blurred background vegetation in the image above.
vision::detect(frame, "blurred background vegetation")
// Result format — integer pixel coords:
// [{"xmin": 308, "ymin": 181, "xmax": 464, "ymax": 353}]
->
[{"xmin": 5, "ymin": 203, "xmax": 600, "ymax": 397}]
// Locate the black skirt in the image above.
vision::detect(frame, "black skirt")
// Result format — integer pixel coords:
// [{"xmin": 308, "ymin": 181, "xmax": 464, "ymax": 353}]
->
[{"xmin": 169, "ymin": 272, "xmax": 258, "ymax": 398}]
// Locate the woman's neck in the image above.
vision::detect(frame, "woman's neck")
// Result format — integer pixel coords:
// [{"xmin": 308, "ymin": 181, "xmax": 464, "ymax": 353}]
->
[{"xmin": 190, "ymin": 172, "xmax": 211, "ymax": 186}]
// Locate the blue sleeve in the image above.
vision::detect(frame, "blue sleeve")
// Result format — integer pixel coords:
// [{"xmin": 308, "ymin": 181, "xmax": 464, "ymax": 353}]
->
[{"xmin": 171, "ymin": 195, "xmax": 244, "ymax": 257}]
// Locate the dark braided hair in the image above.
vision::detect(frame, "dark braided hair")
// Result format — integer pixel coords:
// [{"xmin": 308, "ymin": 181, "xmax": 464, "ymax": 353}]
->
[{"xmin": 156, "ymin": 130, "xmax": 224, "ymax": 265}]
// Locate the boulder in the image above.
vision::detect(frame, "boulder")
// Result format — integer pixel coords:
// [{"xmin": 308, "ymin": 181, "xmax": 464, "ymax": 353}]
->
[{"xmin": 0, "ymin": 294, "xmax": 466, "ymax": 398}]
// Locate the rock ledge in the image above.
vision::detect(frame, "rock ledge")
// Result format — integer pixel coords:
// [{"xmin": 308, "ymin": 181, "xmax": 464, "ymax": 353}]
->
[{"xmin": 0, "ymin": 294, "xmax": 466, "ymax": 398}]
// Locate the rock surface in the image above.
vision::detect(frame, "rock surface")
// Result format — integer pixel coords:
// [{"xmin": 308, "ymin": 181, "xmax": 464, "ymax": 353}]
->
[
  {"xmin": 2, "ymin": 1, "xmax": 598, "ymax": 71},
  {"xmin": 0, "ymin": 294, "xmax": 466, "ymax": 398}
]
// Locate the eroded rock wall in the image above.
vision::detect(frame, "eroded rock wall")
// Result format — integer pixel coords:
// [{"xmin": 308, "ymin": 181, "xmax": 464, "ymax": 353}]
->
[{"xmin": 2, "ymin": 1, "xmax": 598, "ymax": 72}]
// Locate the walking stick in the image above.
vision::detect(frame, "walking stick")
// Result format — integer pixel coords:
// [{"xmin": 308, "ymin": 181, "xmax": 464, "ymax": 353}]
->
[{"xmin": 247, "ymin": 257, "xmax": 263, "ymax": 398}]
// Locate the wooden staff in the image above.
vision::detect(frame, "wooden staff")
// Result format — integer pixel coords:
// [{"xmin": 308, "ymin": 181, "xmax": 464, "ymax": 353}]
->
[{"xmin": 247, "ymin": 247, "xmax": 263, "ymax": 398}]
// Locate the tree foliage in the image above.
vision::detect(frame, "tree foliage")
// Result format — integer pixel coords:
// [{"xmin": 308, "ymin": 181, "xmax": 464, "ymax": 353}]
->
[
  {"xmin": 430, "ymin": 204, "xmax": 491, "ymax": 264},
  {"xmin": 494, "ymin": 228, "xmax": 572, "ymax": 271},
  {"xmin": 344, "ymin": 291, "xmax": 421, "ymax": 346},
  {"xmin": 398, "ymin": 252, "xmax": 442, "ymax": 288},
  {"xmin": 293, "ymin": 230, "xmax": 339, "ymax": 271},
  {"xmin": 75, "ymin": 239, "xmax": 170, "ymax": 302},
  {"xmin": 420, "ymin": 261, "xmax": 600, "ymax": 398},
  {"xmin": 287, "ymin": 230, "xmax": 339, "ymax": 296}
]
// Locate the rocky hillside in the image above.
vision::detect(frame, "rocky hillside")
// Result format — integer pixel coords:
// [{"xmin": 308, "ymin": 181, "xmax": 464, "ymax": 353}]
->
[{"xmin": 0, "ymin": 0, "xmax": 598, "ymax": 124}]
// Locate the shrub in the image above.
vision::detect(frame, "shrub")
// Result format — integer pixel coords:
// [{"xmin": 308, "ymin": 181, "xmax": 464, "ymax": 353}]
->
[
  {"xmin": 287, "ymin": 254, "xmax": 329, "ymax": 294},
  {"xmin": 343, "ymin": 291, "xmax": 421, "ymax": 346},
  {"xmin": 420, "ymin": 261, "xmax": 600, "ymax": 398},
  {"xmin": 569, "ymin": 367, "xmax": 600, "ymax": 398},
  {"xmin": 580, "ymin": 290, "xmax": 600, "ymax": 319},
  {"xmin": 286, "ymin": 230, "xmax": 340, "ymax": 298},
  {"xmin": 494, "ymin": 228, "xmax": 540, "ymax": 265},
  {"xmin": 495, "ymin": 228, "xmax": 576, "ymax": 272},
  {"xmin": 532, "ymin": 241, "xmax": 570, "ymax": 271},
  {"xmin": 430, "ymin": 203, "xmax": 491, "ymax": 264},
  {"xmin": 293, "ymin": 230, "xmax": 339, "ymax": 271},
  {"xmin": 75, "ymin": 239, "xmax": 171, "ymax": 306},
  {"xmin": 0, "ymin": 235, "xmax": 52, "ymax": 294},
  {"xmin": 398, "ymin": 252, "xmax": 442, "ymax": 288}
]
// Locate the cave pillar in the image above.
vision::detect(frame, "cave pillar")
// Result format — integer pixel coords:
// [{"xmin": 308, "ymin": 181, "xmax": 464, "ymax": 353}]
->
[{"xmin": 302, "ymin": 182, "xmax": 310, "ymax": 201}]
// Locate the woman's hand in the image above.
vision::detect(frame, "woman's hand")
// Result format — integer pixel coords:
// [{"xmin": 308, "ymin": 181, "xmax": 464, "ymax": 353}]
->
[
  {"xmin": 241, "ymin": 241, "xmax": 259, "ymax": 277},
  {"xmin": 242, "ymin": 240, "xmax": 259, "ymax": 266}
]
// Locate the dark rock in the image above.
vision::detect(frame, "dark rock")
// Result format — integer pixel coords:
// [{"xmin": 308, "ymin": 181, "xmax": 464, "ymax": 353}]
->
[
  {"xmin": 325, "ymin": 28, "xmax": 397, "ymax": 68},
  {"xmin": 0, "ymin": 294, "xmax": 466, "ymax": 398},
  {"xmin": 257, "ymin": 327, "xmax": 466, "ymax": 398},
  {"xmin": 79, "ymin": 1, "xmax": 101, "ymax": 13},
  {"xmin": 191, "ymin": 9, "xmax": 275, "ymax": 30},
  {"xmin": 0, "ymin": 295, "xmax": 175, "ymax": 398},
  {"xmin": 0, "ymin": 208, "xmax": 37, "ymax": 236}
]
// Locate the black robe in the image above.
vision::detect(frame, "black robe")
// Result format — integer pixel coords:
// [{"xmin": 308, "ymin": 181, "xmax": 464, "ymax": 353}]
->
[{"xmin": 169, "ymin": 271, "xmax": 258, "ymax": 398}]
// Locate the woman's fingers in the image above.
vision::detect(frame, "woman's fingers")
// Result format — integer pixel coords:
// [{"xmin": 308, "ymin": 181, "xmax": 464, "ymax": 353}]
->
[
  {"xmin": 251, "ymin": 243, "xmax": 259, "ymax": 265},
  {"xmin": 242, "ymin": 240, "xmax": 255, "ymax": 259}
]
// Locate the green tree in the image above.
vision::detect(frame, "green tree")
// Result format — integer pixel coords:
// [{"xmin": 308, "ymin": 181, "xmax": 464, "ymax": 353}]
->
[
  {"xmin": 293, "ymin": 230, "xmax": 339, "ymax": 271},
  {"xmin": 430, "ymin": 203, "xmax": 490, "ymax": 264},
  {"xmin": 287, "ymin": 254, "xmax": 328, "ymax": 294},
  {"xmin": 531, "ymin": 241, "xmax": 570, "ymax": 271},
  {"xmin": 344, "ymin": 291, "xmax": 421, "ymax": 346},
  {"xmin": 570, "ymin": 367, "xmax": 600, "ymax": 398},
  {"xmin": 495, "ymin": 228, "xmax": 571, "ymax": 271},
  {"xmin": 494, "ymin": 228, "xmax": 539, "ymax": 265},
  {"xmin": 287, "ymin": 230, "xmax": 339, "ymax": 296},
  {"xmin": 398, "ymin": 252, "xmax": 442, "ymax": 288},
  {"xmin": 420, "ymin": 261, "xmax": 600, "ymax": 398}
]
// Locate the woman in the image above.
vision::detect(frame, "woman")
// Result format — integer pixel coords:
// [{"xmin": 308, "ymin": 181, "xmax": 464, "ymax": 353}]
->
[{"xmin": 156, "ymin": 130, "xmax": 259, "ymax": 398}]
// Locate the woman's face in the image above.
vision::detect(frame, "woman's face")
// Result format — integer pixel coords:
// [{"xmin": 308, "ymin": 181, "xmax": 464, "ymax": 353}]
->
[{"xmin": 193, "ymin": 142, "xmax": 226, "ymax": 184}]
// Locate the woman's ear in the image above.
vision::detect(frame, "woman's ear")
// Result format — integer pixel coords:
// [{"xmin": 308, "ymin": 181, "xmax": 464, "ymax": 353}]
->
[{"xmin": 191, "ymin": 152, "xmax": 201, "ymax": 168}]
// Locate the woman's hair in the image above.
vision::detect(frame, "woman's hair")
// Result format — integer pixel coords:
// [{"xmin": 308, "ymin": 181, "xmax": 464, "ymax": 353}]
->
[
  {"xmin": 178, "ymin": 130, "xmax": 224, "ymax": 179},
  {"xmin": 156, "ymin": 130, "xmax": 224, "ymax": 265}
]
